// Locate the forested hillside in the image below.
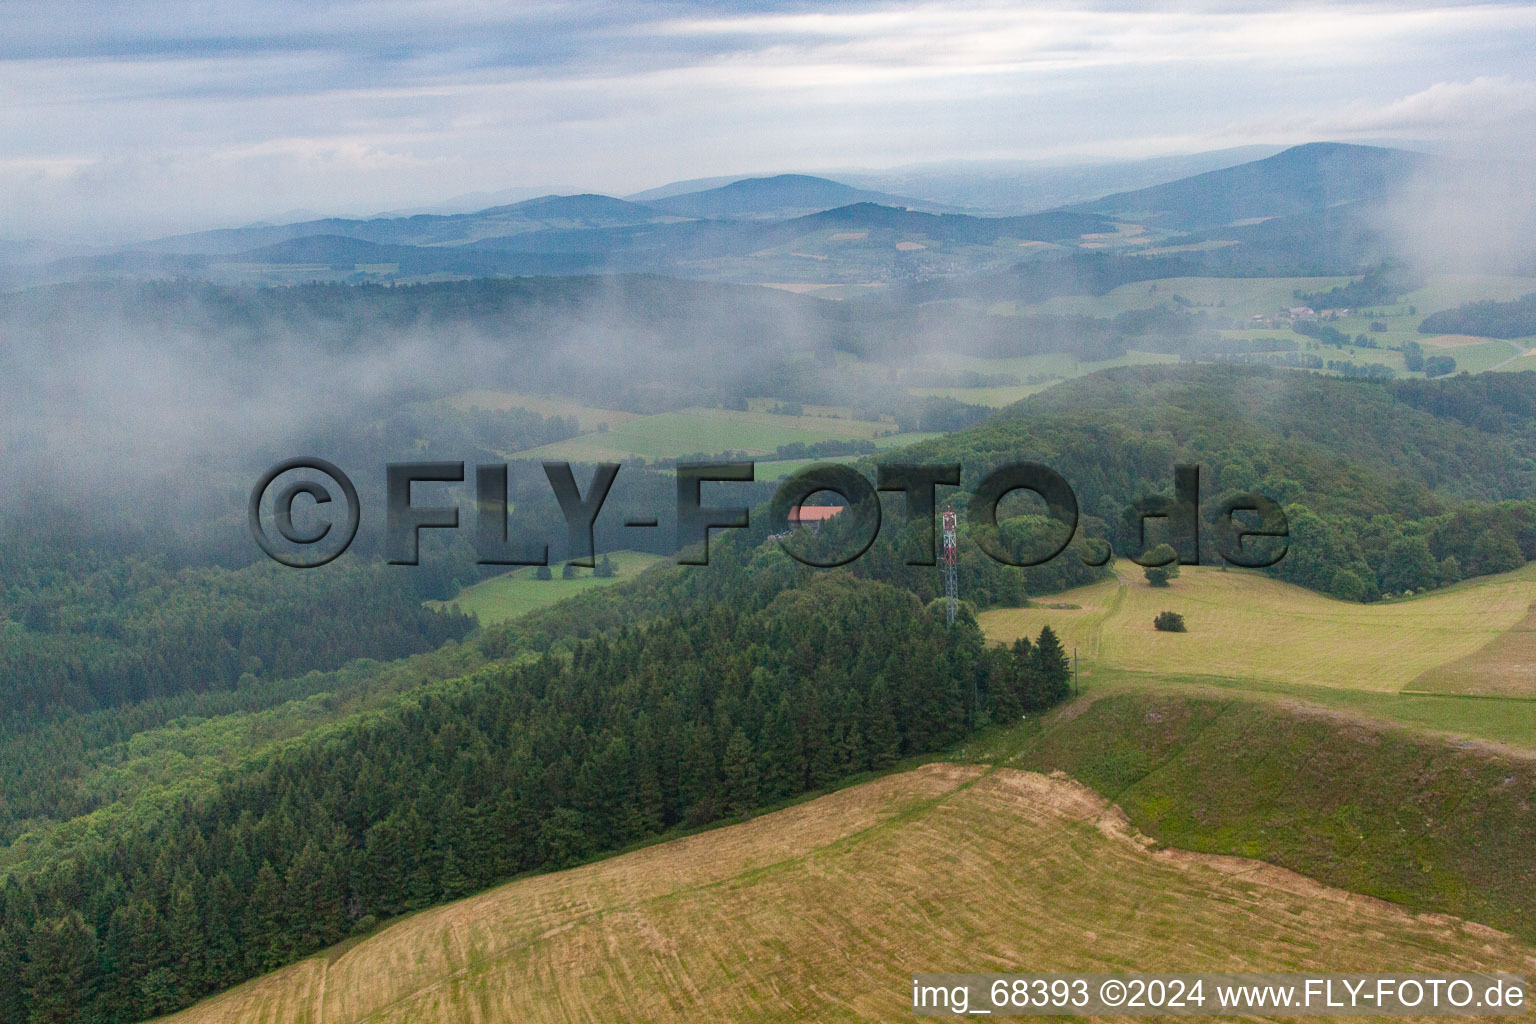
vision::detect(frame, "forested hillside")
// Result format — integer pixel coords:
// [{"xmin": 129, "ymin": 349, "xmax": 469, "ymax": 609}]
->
[
  {"xmin": 0, "ymin": 541, "xmax": 1070, "ymax": 1023},
  {"xmin": 0, "ymin": 544, "xmax": 473, "ymax": 728},
  {"xmin": 894, "ymin": 364, "xmax": 1536, "ymax": 601}
]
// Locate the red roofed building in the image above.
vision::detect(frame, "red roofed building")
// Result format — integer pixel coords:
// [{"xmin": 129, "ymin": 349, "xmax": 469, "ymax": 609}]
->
[{"xmin": 789, "ymin": 504, "xmax": 843, "ymax": 526}]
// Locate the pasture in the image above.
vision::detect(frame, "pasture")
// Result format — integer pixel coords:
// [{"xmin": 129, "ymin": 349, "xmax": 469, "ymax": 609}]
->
[
  {"xmin": 978, "ymin": 562, "xmax": 1536, "ymax": 695},
  {"xmin": 511, "ymin": 407, "xmax": 896, "ymax": 463},
  {"xmin": 155, "ymin": 762, "xmax": 1535, "ymax": 1024},
  {"xmin": 908, "ymin": 350, "xmax": 1179, "ymax": 407},
  {"xmin": 1012, "ymin": 275, "xmax": 1352, "ymax": 319},
  {"xmin": 1402, "ymin": 274, "xmax": 1536, "ymax": 313},
  {"xmin": 427, "ymin": 551, "xmax": 664, "ymax": 624}
]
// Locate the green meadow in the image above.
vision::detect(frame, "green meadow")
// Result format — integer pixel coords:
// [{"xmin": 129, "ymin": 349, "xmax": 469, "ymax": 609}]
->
[
  {"xmin": 909, "ymin": 350, "xmax": 1180, "ymax": 406},
  {"xmin": 426, "ymin": 551, "xmax": 665, "ymax": 624},
  {"xmin": 511, "ymin": 407, "xmax": 897, "ymax": 463},
  {"xmin": 979, "ymin": 561, "xmax": 1536, "ymax": 696}
]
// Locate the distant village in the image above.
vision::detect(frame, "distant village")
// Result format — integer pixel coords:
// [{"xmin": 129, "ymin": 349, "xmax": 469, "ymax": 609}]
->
[{"xmin": 1248, "ymin": 304, "xmax": 1345, "ymax": 328}]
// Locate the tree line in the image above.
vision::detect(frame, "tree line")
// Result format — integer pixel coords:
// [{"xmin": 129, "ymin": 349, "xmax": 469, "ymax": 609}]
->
[{"xmin": 0, "ymin": 571, "xmax": 1068, "ymax": 1023}]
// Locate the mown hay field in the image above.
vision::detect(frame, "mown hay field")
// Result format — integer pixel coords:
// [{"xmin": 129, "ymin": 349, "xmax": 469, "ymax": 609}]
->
[
  {"xmin": 156, "ymin": 763, "xmax": 1536, "ymax": 1024},
  {"xmin": 979, "ymin": 562, "xmax": 1536, "ymax": 695}
]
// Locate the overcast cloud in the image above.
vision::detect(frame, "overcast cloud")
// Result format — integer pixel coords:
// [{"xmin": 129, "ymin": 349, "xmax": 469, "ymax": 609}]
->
[{"xmin": 3, "ymin": 0, "xmax": 1535, "ymax": 240}]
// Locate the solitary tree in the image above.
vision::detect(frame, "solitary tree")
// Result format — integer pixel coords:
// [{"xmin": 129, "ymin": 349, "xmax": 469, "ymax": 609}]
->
[
  {"xmin": 1142, "ymin": 543, "xmax": 1181, "ymax": 587},
  {"xmin": 1030, "ymin": 626, "xmax": 1071, "ymax": 705}
]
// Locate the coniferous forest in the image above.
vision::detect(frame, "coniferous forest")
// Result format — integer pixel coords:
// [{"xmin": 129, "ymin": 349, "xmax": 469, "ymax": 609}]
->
[{"xmin": 0, "ymin": 559, "xmax": 1069, "ymax": 1022}]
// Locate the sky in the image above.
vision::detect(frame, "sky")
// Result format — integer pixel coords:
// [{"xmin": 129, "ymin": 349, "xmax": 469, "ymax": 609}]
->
[{"xmin": 3, "ymin": 0, "xmax": 1536, "ymax": 241}]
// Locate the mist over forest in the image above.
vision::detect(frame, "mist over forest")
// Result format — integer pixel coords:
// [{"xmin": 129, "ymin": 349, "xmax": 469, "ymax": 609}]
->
[{"xmin": 5, "ymin": 7, "xmax": 1536, "ymax": 1017}]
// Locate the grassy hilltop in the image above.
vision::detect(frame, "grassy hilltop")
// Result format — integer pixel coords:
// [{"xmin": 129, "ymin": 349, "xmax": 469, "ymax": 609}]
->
[
  {"xmin": 981, "ymin": 561, "xmax": 1536, "ymax": 696},
  {"xmin": 150, "ymin": 557, "xmax": 1536, "ymax": 1024},
  {"xmin": 156, "ymin": 759, "xmax": 1536, "ymax": 1024}
]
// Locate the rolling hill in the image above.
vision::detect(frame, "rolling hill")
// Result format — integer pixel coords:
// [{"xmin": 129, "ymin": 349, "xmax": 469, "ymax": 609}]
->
[
  {"xmin": 132, "ymin": 194, "xmax": 672, "ymax": 256},
  {"xmin": 628, "ymin": 147, "xmax": 1287, "ymax": 212},
  {"xmin": 833, "ymin": 145, "xmax": 1290, "ymax": 212},
  {"xmin": 1, "ymin": 143, "xmax": 1458, "ymax": 289},
  {"xmin": 152, "ymin": 703, "xmax": 1536, "ymax": 1023},
  {"xmin": 980, "ymin": 561, "xmax": 1536, "ymax": 695},
  {"xmin": 644, "ymin": 173, "xmax": 934, "ymax": 219},
  {"xmin": 1067, "ymin": 142, "xmax": 1430, "ymax": 231},
  {"xmin": 786, "ymin": 202, "xmax": 1110, "ymax": 242}
]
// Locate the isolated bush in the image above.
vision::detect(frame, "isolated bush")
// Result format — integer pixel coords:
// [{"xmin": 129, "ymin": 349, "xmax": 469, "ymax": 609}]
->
[
  {"xmin": 1153, "ymin": 611, "xmax": 1186, "ymax": 632},
  {"xmin": 1142, "ymin": 543, "xmax": 1180, "ymax": 587}
]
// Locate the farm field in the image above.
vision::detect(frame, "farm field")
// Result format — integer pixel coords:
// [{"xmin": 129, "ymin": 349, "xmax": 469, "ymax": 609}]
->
[
  {"xmin": 511, "ymin": 407, "xmax": 897, "ymax": 463},
  {"xmin": 752, "ymin": 454, "xmax": 858, "ymax": 481},
  {"xmin": 907, "ymin": 382, "xmax": 1058, "ymax": 405},
  {"xmin": 1419, "ymin": 337, "xmax": 1524, "ymax": 372},
  {"xmin": 427, "ymin": 551, "xmax": 664, "ymax": 624},
  {"xmin": 1076, "ymin": 666, "xmax": 1536, "ymax": 751},
  {"xmin": 1402, "ymin": 275, "xmax": 1536, "ymax": 313},
  {"xmin": 753, "ymin": 434, "xmax": 941, "ymax": 479},
  {"xmin": 978, "ymin": 562, "xmax": 1536, "ymax": 695},
  {"xmin": 999, "ymin": 273, "xmax": 1536, "ymax": 324},
  {"xmin": 1012, "ymin": 275, "xmax": 1352, "ymax": 319},
  {"xmin": 154, "ymin": 762, "xmax": 1536, "ymax": 1024},
  {"xmin": 909, "ymin": 350, "xmax": 1179, "ymax": 406},
  {"xmin": 1411, "ymin": 601, "xmax": 1536, "ymax": 698},
  {"xmin": 983, "ymin": 274, "xmax": 1536, "ymax": 383}
]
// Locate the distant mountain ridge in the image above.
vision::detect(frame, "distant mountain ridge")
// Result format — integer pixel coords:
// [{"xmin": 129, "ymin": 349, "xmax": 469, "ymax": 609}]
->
[
  {"xmin": 0, "ymin": 142, "xmax": 1449, "ymax": 289},
  {"xmin": 644, "ymin": 173, "xmax": 945, "ymax": 219},
  {"xmin": 91, "ymin": 144, "xmax": 1433, "ymax": 259},
  {"xmin": 1067, "ymin": 142, "xmax": 1431, "ymax": 230},
  {"xmin": 135, "ymin": 193, "xmax": 673, "ymax": 255},
  {"xmin": 833, "ymin": 145, "xmax": 1290, "ymax": 212}
]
